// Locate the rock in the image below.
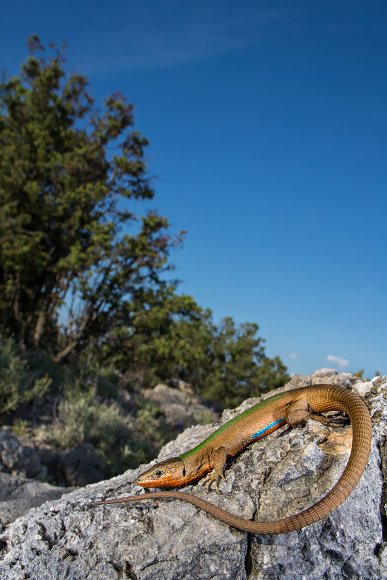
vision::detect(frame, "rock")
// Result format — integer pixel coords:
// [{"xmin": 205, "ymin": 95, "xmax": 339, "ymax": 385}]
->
[
  {"xmin": 143, "ymin": 383, "xmax": 219, "ymax": 430},
  {"xmin": 31, "ymin": 444, "xmax": 105, "ymax": 488},
  {"xmin": 0, "ymin": 430, "xmax": 44, "ymax": 479},
  {"xmin": 0, "ymin": 431, "xmax": 104, "ymax": 488},
  {"xmin": 311, "ymin": 368, "xmax": 338, "ymax": 377},
  {"xmin": 55, "ymin": 444, "xmax": 105, "ymax": 487},
  {"xmin": 169, "ymin": 379, "xmax": 194, "ymax": 394},
  {"xmin": 286, "ymin": 374, "xmax": 311, "ymax": 388},
  {"xmin": 373, "ymin": 375, "xmax": 387, "ymax": 388},
  {"xmin": 353, "ymin": 380, "xmax": 374, "ymax": 397},
  {"xmin": 0, "ymin": 372, "xmax": 386, "ymax": 579},
  {"xmin": 0, "ymin": 472, "xmax": 73, "ymax": 532}
]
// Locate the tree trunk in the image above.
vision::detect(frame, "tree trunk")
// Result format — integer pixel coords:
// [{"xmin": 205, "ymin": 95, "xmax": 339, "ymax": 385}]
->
[{"xmin": 33, "ymin": 310, "xmax": 47, "ymax": 347}]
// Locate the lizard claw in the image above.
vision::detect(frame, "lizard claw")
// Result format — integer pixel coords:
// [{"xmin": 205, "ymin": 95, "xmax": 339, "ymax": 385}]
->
[
  {"xmin": 198, "ymin": 476, "xmax": 208, "ymax": 487},
  {"xmin": 199, "ymin": 471, "xmax": 225, "ymax": 492},
  {"xmin": 205, "ymin": 479, "xmax": 213, "ymax": 491}
]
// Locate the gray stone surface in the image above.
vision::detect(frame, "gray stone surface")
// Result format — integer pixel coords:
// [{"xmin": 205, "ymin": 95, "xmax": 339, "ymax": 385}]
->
[
  {"xmin": 55, "ymin": 444, "xmax": 105, "ymax": 487},
  {"xmin": 0, "ymin": 472, "xmax": 73, "ymax": 532},
  {"xmin": 0, "ymin": 430, "xmax": 43, "ymax": 479},
  {"xmin": 0, "ymin": 430, "xmax": 75, "ymax": 531},
  {"xmin": 0, "ymin": 372, "xmax": 386, "ymax": 579},
  {"xmin": 143, "ymin": 383, "xmax": 219, "ymax": 429}
]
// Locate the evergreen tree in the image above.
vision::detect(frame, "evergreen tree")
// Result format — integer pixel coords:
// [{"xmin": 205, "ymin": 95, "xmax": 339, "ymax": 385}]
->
[
  {"xmin": 0, "ymin": 36, "xmax": 180, "ymax": 360},
  {"xmin": 0, "ymin": 38, "xmax": 288, "ymax": 407}
]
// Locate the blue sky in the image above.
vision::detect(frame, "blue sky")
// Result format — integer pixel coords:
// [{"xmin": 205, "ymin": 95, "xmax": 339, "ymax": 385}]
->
[{"xmin": 1, "ymin": 1, "xmax": 386, "ymax": 377}]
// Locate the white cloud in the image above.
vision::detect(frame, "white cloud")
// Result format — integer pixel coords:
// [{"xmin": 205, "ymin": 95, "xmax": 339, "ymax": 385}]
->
[
  {"xmin": 326, "ymin": 354, "xmax": 349, "ymax": 368},
  {"xmin": 288, "ymin": 352, "xmax": 299, "ymax": 360},
  {"xmin": 79, "ymin": 2, "xmax": 301, "ymax": 73}
]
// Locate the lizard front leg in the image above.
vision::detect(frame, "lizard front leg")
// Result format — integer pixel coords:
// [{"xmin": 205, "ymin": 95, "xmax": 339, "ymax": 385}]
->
[{"xmin": 198, "ymin": 447, "xmax": 228, "ymax": 491}]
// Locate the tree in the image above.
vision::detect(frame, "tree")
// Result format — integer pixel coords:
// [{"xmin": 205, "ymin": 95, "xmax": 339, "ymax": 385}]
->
[
  {"xmin": 100, "ymin": 287, "xmax": 288, "ymax": 408},
  {"xmin": 0, "ymin": 38, "xmax": 289, "ymax": 406},
  {"xmin": 99, "ymin": 284, "xmax": 214, "ymax": 387},
  {"xmin": 0, "ymin": 37, "xmax": 180, "ymax": 360},
  {"xmin": 200, "ymin": 317, "xmax": 288, "ymax": 408}
]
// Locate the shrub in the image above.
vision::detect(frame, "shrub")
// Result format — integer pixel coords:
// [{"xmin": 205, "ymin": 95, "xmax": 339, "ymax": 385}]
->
[
  {"xmin": 48, "ymin": 388, "xmax": 156, "ymax": 476},
  {"xmin": 0, "ymin": 338, "xmax": 51, "ymax": 415}
]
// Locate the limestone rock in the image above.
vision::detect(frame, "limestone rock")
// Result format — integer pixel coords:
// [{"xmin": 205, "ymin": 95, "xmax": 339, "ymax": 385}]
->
[
  {"xmin": 0, "ymin": 372, "xmax": 386, "ymax": 579},
  {"xmin": 54, "ymin": 444, "xmax": 105, "ymax": 487},
  {"xmin": 0, "ymin": 430, "xmax": 43, "ymax": 479},
  {"xmin": 353, "ymin": 380, "xmax": 374, "ymax": 397},
  {"xmin": 0, "ymin": 431, "xmax": 75, "ymax": 531},
  {"xmin": 143, "ymin": 383, "xmax": 219, "ymax": 429},
  {"xmin": 0, "ymin": 472, "xmax": 73, "ymax": 532}
]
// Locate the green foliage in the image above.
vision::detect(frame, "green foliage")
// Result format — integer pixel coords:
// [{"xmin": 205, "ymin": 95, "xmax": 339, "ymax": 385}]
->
[
  {"xmin": 61, "ymin": 356, "xmax": 121, "ymax": 400},
  {"xmin": 49, "ymin": 389, "xmax": 170, "ymax": 477},
  {"xmin": 101, "ymin": 285, "xmax": 209, "ymax": 385},
  {"xmin": 12, "ymin": 418, "xmax": 29, "ymax": 435},
  {"xmin": 0, "ymin": 37, "xmax": 179, "ymax": 359},
  {"xmin": 101, "ymin": 286, "xmax": 288, "ymax": 409},
  {"xmin": 51, "ymin": 389, "xmax": 143, "ymax": 475},
  {"xmin": 36, "ymin": 356, "xmax": 172, "ymax": 476},
  {"xmin": 0, "ymin": 338, "xmax": 51, "ymax": 414},
  {"xmin": 198, "ymin": 317, "xmax": 288, "ymax": 408},
  {"xmin": 0, "ymin": 37, "xmax": 289, "ymax": 437},
  {"xmin": 133, "ymin": 397, "xmax": 177, "ymax": 448}
]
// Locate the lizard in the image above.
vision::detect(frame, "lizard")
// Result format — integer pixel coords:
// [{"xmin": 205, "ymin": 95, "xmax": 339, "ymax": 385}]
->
[{"xmin": 95, "ymin": 384, "xmax": 372, "ymax": 534}]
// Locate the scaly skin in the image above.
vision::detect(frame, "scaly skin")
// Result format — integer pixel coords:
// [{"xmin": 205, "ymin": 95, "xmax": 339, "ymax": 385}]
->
[{"xmin": 96, "ymin": 384, "xmax": 372, "ymax": 534}]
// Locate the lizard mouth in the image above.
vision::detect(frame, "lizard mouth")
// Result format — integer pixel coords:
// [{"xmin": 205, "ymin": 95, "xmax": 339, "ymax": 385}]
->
[
  {"xmin": 135, "ymin": 458, "xmax": 186, "ymax": 488},
  {"xmin": 136, "ymin": 474, "xmax": 184, "ymax": 488}
]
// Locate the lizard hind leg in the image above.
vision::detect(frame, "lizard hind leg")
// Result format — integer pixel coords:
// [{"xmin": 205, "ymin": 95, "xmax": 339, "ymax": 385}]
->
[
  {"xmin": 285, "ymin": 398, "xmax": 331, "ymax": 427},
  {"xmin": 285, "ymin": 398, "xmax": 312, "ymax": 427}
]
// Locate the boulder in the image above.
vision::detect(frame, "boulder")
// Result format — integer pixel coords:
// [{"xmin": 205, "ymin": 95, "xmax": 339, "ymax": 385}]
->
[
  {"xmin": 143, "ymin": 383, "xmax": 219, "ymax": 429},
  {"xmin": 0, "ymin": 431, "xmax": 75, "ymax": 531},
  {"xmin": 0, "ymin": 372, "xmax": 386, "ymax": 579},
  {"xmin": 0, "ymin": 430, "xmax": 43, "ymax": 479},
  {"xmin": 53, "ymin": 444, "xmax": 105, "ymax": 487},
  {"xmin": 0, "ymin": 472, "xmax": 73, "ymax": 532}
]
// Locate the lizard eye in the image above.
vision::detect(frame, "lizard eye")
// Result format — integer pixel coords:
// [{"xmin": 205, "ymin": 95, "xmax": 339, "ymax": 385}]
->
[{"xmin": 154, "ymin": 469, "xmax": 164, "ymax": 477}]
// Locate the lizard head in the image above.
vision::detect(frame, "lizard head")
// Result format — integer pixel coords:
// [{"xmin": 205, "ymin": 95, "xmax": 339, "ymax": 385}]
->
[{"xmin": 136, "ymin": 457, "xmax": 190, "ymax": 488}]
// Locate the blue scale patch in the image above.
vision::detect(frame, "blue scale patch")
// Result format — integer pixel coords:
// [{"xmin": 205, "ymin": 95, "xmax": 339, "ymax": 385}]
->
[{"xmin": 251, "ymin": 417, "xmax": 285, "ymax": 439}]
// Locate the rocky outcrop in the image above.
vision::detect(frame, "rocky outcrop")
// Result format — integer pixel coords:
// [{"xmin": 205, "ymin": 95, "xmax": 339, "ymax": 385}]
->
[
  {"xmin": 0, "ymin": 370, "xmax": 386, "ymax": 579},
  {"xmin": 143, "ymin": 382, "xmax": 219, "ymax": 430},
  {"xmin": 0, "ymin": 472, "xmax": 73, "ymax": 532},
  {"xmin": 0, "ymin": 430, "xmax": 74, "ymax": 531},
  {"xmin": 43, "ymin": 444, "xmax": 106, "ymax": 487},
  {"xmin": 0, "ymin": 430, "xmax": 44, "ymax": 479},
  {"xmin": 1, "ymin": 428, "xmax": 105, "ymax": 489}
]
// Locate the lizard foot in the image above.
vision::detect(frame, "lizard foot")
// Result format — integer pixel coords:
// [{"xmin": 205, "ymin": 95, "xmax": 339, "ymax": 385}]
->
[{"xmin": 199, "ymin": 471, "xmax": 226, "ymax": 492}]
